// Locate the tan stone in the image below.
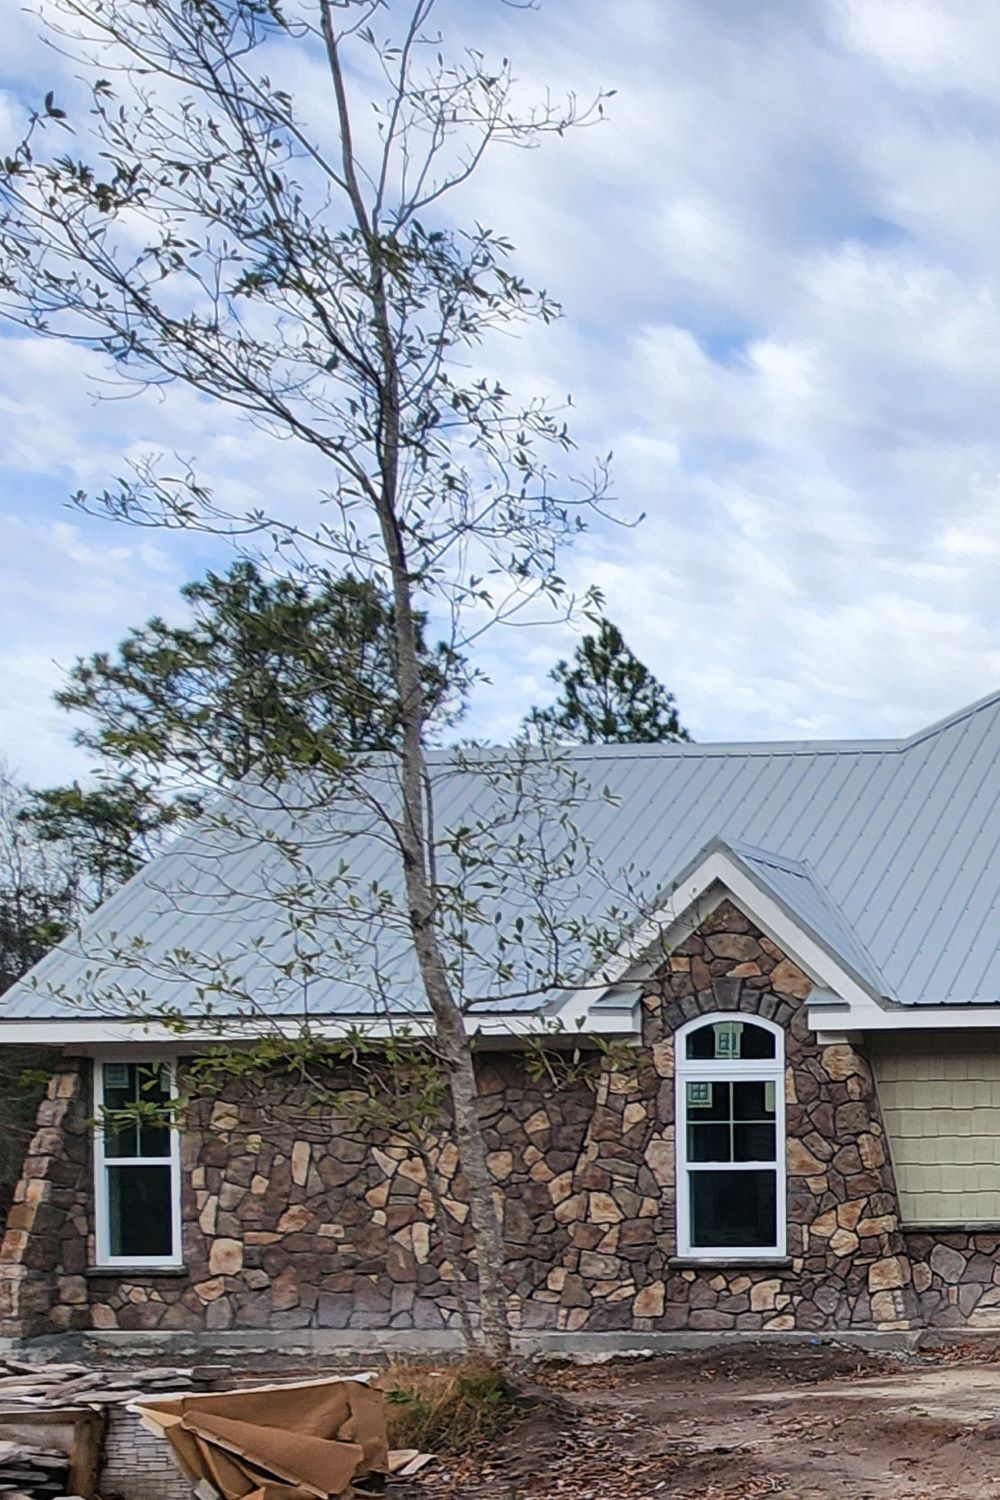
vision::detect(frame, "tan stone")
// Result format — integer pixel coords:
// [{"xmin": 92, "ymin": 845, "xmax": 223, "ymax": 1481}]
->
[
  {"xmin": 198, "ymin": 1194, "xmax": 218, "ymax": 1236},
  {"xmin": 277, "ymin": 1205, "xmax": 311, "ymax": 1233},
  {"xmin": 870, "ymin": 1289, "xmax": 903, "ymax": 1324},
  {"xmin": 623, "ymin": 1102, "xmax": 647, "ymax": 1132},
  {"xmin": 810, "ymin": 1210, "xmax": 838, "ymax": 1239},
  {"xmin": 22, "ymin": 1178, "xmax": 50, "ymax": 1205},
  {"xmin": 56, "ymin": 1275, "xmax": 86, "ymax": 1305},
  {"xmin": 770, "ymin": 958, "xmax": 811, "ymax": 999},
  {"xmin": 821, "ymin": 1044, "xmax": 863, "ymax": 1081},
  {"xmin": 858, "ymin": 1133, "xmax": 886, "ymax": 1169},
  {"xmin": 764, "ymin": 1314, "xmax": 795, "ymax": 1330},
  {"xmin": 524, "ymin": 1110, "xmax": 550, "ymax": 1135},
  {"xmin": 90, "ymin": 1304, "xmax": 118, "ymax": 1330},
  {"xmin": 730, "ymin": 1276, "xmax": 751, "ymax": 1295},
  {"xmin": 728, "ymin": 962, "xmax": 763, "ymax": 977},
  {"xmin": 366, "ymin": 1181, "xmax": 390, "ymax": 1209},
  {"xmin": 193, "ymin": 1277, "xmax": 227, "ymax": 1302},
  {"xmin": 250, "ymin": 1174, "xmax": 268, "ymax": 1196},
  {"xmin": 562, "ymin": 1306, "xmax": 589, "ymax": 1332},
  {"xmin": 209, "ymin": 1238, "xmax": 244, "ymax": 1276},
  {"xmin": 210, "ymin": 1101, "xmax": 240, "ymax": 1132},
  {"xmin": 291, "ymin": 1141, "xmax": 311, "ymax": 1187},
  {"xmin": 639, "ymin": 1196, "xmax": 660, "ymax": 1217},
  {"xmin": 750, "ymin": 1279, "xmax": 780, "ymax": 1312},
  {"xmin": 857, "ymin": 1214, "xmax": 896, "ymax": 1237},
  {"xmin": 441, "ymin": 1197, "xmax": 468, "ymax": 1224},
  {"xmin": 868, "ymin": 1256, "xmax": 906, "ymax": 1292},
  {"xmin": 787, "ymin": 1139, "xmax": 825, "ymax": 1176},
  {"xmin": 245, "ymin": 1231, "xmax": 281, "ymax": 1245},
  {"xmin": 644, "ymin": 1135, "xmax": 675, "ymax": 1187},
  {"xmin": 829, "ymin": 1228, "xmax": 860, "ymax": 1257},
  {"xmin": 651, "ymin": 1041, "xmax": 674, "ymax": 1079},
  {"xmin": 437, "ymin": 1141, "xmax": 460, "ymax": 1178},
  {"xmin": 372, "ymin": 1147, "xmax": 398, "ymax": 1178},
  {"xmin": 529, "ymin": 1158, "xmax": 555, "ymax": 1184},
  {"xmin": 412, "ymin": 1223, "xmax": 430, "ymax": 1263},
  {"xmin": 547, "ymin": 1267, "xmax": 568, "ymax": 1292},
  {"xmin": 589, "ymin": 1192, "xmax": 623, "ymax": 1224},
  {"xmin": 488, "ymin": 1151, "xmax": 514, "ymax": 1182},
  {"xmin": 554, "ymin": 1192, "xmax": 586, "ymax": 1225},
  {"xmin": 837, "ymin": 1200, "xmax": 865, "ymax": 1230},
  {"xmin": 398, "ymin": 1156, "xmax": 428, "ymax": 1186},
  {"xmin": 549, "ymin": 1170, "xmax": 574, "ymax": 1205}
]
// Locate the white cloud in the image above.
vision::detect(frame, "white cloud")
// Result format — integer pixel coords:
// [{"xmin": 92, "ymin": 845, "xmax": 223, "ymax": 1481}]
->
[{"xmin": 6, "ymin": 0, "xmax": 1000, "ymax": 772}]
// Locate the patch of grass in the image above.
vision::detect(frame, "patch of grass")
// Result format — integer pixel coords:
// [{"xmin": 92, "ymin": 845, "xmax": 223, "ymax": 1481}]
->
[{"xmin": 380, "ymin": 1358, "xmax": 521, "ymax": 1454}]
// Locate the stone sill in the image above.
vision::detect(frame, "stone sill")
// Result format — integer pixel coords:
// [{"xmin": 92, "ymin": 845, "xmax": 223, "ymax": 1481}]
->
[
  {"xmin": 84, "ymin": 1266, "xmax": 188, "ymax": 1279},
  {"xmin": 668, "ymin": 1257, "xmax": 792, "ymax": 1270}
]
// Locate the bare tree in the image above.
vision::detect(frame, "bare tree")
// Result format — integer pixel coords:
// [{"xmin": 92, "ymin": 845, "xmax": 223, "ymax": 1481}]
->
[{"xmin": 0, "ymin": 0, "xmax": 620, "ymax": 1358}]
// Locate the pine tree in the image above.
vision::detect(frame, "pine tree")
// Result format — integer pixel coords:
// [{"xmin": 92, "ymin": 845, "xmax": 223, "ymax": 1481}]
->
[{"xmin": 526, "ymin": 618, "xmax": 690, "ymax": 745}]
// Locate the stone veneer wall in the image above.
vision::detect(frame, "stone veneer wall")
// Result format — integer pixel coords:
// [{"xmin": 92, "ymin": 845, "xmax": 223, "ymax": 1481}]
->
[
  {"xmin": 904, "ymin": 1233, "xmax": 1000, "ymax": 1330},
  {"xmin": 3, "ymin": 899, "xmax": 991, "ymax": 1340},
  {"xmin": 0, "ymin": 1062, "xmax": 90, "ymax": 1335}
]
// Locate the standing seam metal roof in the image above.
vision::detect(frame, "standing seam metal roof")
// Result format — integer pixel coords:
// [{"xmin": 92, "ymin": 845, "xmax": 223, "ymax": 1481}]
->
[{"xmin": 4, "ymin": 689, "xmax": 1000, "ymax": 1021}]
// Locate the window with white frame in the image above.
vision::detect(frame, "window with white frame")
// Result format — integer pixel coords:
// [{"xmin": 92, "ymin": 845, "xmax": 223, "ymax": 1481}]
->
[
  {"xmin": 94, "ymin": 1060, "xmax": 181, "ymax": 1266},
  {"xmin": 675, "ymin": 1015, "xmax": 785, "ymax": 1258}
]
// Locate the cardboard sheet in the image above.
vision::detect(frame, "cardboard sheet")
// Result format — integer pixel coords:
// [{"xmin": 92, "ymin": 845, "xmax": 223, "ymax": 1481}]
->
[{"xmin": 135, "ymin": 1375, "xmax": 388, "ymax": 1500}]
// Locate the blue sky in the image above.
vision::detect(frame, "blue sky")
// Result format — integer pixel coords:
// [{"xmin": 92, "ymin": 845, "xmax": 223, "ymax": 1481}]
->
[{"xmin": 5, "ymin": 0, "xmax": 1000, "ymax": 782}]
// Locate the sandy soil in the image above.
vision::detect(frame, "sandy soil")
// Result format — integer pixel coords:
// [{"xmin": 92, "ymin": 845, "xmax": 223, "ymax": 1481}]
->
[{"xmin": 417, "ymin": 1345, "xmax": 1000, "ymax": 1499}]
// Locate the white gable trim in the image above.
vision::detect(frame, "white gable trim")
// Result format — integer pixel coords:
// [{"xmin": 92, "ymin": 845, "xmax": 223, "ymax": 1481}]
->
[{"xmin": 550, "ymin": 847, "xmax": 888, "ymax": 1032}]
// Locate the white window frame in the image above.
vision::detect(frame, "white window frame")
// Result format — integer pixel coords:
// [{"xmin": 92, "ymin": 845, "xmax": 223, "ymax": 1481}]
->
[
  {"xmin": 93, "ymin": 1057, "xmax": 182, "ymax": 1268},
  {"xmin": 675, "ymin": 1013, "xmax": 786, "ymax": 1259}
]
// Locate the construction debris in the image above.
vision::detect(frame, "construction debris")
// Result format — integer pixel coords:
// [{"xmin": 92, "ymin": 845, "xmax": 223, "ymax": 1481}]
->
[
  {"xmin": 136, "ymin": 1374, "xmax": 390, "ymax": 1500},
  {"xmin": 0, "ymin": 1361, "xmax": 198, "ymax": 1407},
  {"xmin": 0, "ymin": 1359, "xmax": 201, "ymax": 1499}
]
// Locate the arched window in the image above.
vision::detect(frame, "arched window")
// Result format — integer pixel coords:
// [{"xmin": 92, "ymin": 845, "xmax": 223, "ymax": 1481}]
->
[{"xmin": 675, "ymin": 1014, "xmax": 785, "ymax": 1258}]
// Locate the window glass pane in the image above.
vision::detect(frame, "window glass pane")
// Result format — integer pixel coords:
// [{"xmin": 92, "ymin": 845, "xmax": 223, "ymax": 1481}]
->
[
  {"xmin": 688, "ymin": 1122, "xmax": 731, "ymax": 1162},
  {"xmin": 107, "ymin": 1164, "xmax": 173, "ymax": 1259},
  {"xmin": 733, "ymin": 1122, "xmax": 776, "ymax": 1161},
  {"xmin": 102, "ymin": 1063, "xmax": 171, "ymax": 1159},
  {"xmin": 686, "ymin": 1080, "xmax": 730, "ymax": 1120},
  {"xmin": 686, "ymin": 1021, "xmax": 775, "ymax": 1061},
  {"xmin": 732, "ymin": 1080, "xmax": 775, "ymax": 1120},
  {"xmin": 690, "ymin": 1168, "xmax": 777, "ymax": 1248}
]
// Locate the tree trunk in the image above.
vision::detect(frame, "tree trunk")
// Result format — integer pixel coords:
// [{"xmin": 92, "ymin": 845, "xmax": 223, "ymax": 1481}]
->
[{"xmin": 324, "ymin": 5, "xmax": 512, "ymax": 1361}]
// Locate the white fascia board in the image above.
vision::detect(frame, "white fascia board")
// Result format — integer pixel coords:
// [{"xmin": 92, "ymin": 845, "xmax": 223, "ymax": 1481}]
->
[
  {"xmin": 552, "ymin": 848, "xmax": 881, "ymax": 1031},
  {"xmin": 0, "ymin": 1010, "xmax": 635, "ymax": 1048},
  {"xmin": 817, "ymin": 1004, "xmax": 1000, "ymax": 1032}
]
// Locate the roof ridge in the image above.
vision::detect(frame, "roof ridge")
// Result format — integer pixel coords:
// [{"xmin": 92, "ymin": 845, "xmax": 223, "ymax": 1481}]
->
[{"xmin": 899, "ymin": 686, "xmax": 1000, "ymax": 750}]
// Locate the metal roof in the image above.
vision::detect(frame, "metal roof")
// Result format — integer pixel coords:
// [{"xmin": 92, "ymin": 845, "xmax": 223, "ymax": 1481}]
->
[{"xmin": 5, "ymin": 687, "xmax": 1000, "ymax": 1023}]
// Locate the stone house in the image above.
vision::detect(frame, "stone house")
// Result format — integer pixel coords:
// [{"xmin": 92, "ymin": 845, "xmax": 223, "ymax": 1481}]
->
[{"xmin": 2, "ymin": 691, "xmax": 1000, "ymax": 1348}]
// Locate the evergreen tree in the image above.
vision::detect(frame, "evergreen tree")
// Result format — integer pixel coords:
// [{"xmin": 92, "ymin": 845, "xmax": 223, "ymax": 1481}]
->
[
  {"xmin": 526, "ymin": 618, "xmax": 690, "ymax": 745},
  {"xmin": 29, "ymin": 560, "xmax": 459, "ymax": 826}
]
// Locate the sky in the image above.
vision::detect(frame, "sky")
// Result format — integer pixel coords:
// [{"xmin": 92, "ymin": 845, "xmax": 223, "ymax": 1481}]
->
[{"xmin": 4, "ymin": 0, "xmax": 1000, "ymax": 783}]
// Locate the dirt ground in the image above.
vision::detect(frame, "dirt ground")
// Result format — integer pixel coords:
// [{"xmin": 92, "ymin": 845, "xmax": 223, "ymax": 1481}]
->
[{"xmin": 416, "ymin": 1344, "xmax": 1000, "ymax": 1500}]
